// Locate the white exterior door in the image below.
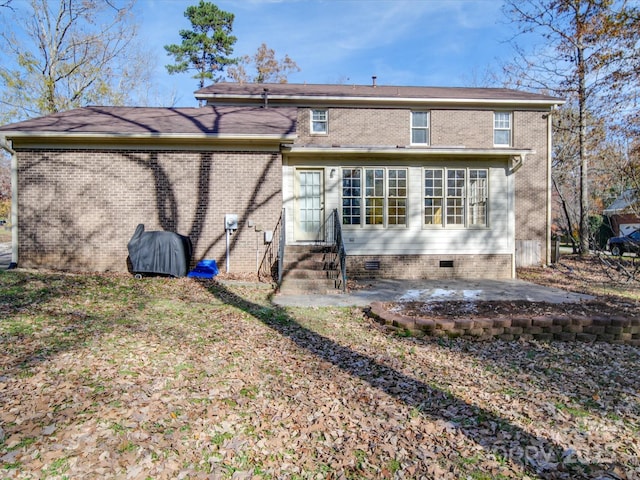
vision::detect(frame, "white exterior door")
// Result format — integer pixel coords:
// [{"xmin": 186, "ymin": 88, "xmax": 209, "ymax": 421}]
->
[{"xmin": 295, "ymin": 169, "xmax": 324, "ymax": 241}]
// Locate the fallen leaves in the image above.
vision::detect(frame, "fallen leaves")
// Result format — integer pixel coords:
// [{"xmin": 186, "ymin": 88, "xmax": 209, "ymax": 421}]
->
[{"xmin": 0, "ymin": 269, "xmax": 639, "ymax": 479}]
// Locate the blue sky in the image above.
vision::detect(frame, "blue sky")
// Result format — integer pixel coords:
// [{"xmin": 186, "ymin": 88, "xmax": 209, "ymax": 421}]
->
[{"xmin": 137, "ymin": 0, "xmax": 518, "ymax": 106}]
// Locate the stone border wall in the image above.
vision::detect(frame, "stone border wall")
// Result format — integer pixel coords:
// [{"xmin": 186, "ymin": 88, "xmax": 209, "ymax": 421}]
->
[{"xmin": 367, "ymin": 302, "xmax": 640, "ymax": 345}]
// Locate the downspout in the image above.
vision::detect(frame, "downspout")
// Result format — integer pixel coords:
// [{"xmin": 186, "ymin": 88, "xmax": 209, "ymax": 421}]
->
[
  {"xmin": 510, "ymin": 154, "xmax": 525, "ymax": 278},
  {"xmin": 546, "ymin": 107, "xmax": 555, "ymax": 266},
  {"xmin": 0, "ymin": 135, "xmax": 17, "ymax": 268}
]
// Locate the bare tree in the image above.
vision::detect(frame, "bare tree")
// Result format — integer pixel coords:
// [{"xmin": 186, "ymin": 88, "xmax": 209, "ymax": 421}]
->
[
  {"xmin": 227, "ymin": 43, "xmax": 300, "ymax": 84},
  {"xmin": 0, "ymin": 0, "xmax": 154, "ymax": 122},
  {"xmin": 503, "ymin": 0, "xmax": 639, "ymax": 255}
]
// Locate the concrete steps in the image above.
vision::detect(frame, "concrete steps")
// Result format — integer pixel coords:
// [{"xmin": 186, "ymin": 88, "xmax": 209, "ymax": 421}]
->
[{"xmin": 279, "ymin": 245, "xmax": 342, "ymax": 294}]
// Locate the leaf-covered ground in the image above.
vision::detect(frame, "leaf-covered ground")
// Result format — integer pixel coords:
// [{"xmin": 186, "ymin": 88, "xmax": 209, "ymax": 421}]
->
[{"xmin": 1, "ymin": 263, "xmax": 639, "ymax": 479}]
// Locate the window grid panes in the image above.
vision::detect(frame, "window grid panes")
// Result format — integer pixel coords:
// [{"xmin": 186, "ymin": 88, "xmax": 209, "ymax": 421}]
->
[
  {"xmin": 468, "ymin": 170, "xmax": 488, "ymax": 226},
  {"xmin": 424, "ymin": 169, "xmax": 443, "ymax": 225},
  {"xmin": 424, "ymin": 168, "xmax": 489, "ymax": 228},
  {"xmin": 311, "ymin": 109, "xmax": 328, "ymax": 134},
  {"xmin": 342, "ymin": 168, "xmax": 361, "ymax": 225},
  {"xmin": 342, "ymin": 168, "xmax": 408, "ymax": 227},
  {"xmin": 494, "ymin": 112, "xmax": 511, "ymax": 146},
  {"xmin": 446, "ymin": 169, "xmax": 465, "ymax": 226},
  {"xmin": 365, "ymin": 169, "xmax": 385, "ymax": 225},
  {"xmin": 388, "ymin": 169, "xmax": 407, "ymax": 226},
  {"xmin": 411, "ymin": 111, "xmax": 430, "ymax": 144}
]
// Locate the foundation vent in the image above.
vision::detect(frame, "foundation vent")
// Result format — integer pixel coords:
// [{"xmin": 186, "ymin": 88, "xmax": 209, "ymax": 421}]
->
[
  {"xmin": 439, "ymin": 260, "xmax": 454, "ymax": 268},
  {"xmin": 365, "ymin": 260, "xmax": 381, "ymax": 271}
]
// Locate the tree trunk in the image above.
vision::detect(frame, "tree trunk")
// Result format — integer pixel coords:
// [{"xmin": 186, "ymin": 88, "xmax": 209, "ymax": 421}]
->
[{"xmin": 578, "ymin": 44, "xmax": 589, "ymax": 256}]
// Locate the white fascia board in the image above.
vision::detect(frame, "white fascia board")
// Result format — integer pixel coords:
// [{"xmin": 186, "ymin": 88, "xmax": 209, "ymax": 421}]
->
[
  {"xmin": 197, "ymin": 94, "xmax": 564, "ymax": 108},
  {"xmin": 4, "ymin": 131, "xmax": 296, "ymax": 142},
  {"xmin": 283, "ymin": 145, "xmax": 534, "ymax": 157}
]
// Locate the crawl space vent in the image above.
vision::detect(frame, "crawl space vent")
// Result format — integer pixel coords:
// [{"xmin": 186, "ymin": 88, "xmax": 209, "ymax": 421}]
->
[
  {"xmin": 365, "ymin": 261, "xmax": 381, "ymax": 271},
  {"xmin": 439, "ymin": 260, "xmax": 454, "ymax": 268}
]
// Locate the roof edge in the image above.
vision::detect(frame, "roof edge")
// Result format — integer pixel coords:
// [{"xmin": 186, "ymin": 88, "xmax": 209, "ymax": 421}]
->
[{"xmin": 196, "ymin": 93, "xmax": 564, "ymax": 108}]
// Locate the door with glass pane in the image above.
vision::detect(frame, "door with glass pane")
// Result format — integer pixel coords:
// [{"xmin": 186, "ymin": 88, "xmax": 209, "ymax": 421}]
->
[{"xmin": 295, "ymin": 169, "xmax": 324, "ymax": 241}]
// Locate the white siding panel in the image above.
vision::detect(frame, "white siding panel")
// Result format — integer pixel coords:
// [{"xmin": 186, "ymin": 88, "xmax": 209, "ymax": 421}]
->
[
  {"xmin": 338, "ymin": 164, "xmax": 512, "ymax": 255},
  {"xmin": 284, "ymin": 158, "xmax": 514, "ymax": 255}
]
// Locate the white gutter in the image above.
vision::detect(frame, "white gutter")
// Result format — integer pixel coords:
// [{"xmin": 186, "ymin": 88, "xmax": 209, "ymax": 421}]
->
[
  {"xmin": 196, "ymin": 93, "xmax": 563, "ymax": 108},
  {"xmin": 282, "ymin": 145, "xmax": 535, "ymax": 158},
  {"xmin": 0, "ymin": 135, "xmax": 17, "ymax": 268},
  {"xmin": 546, "ymin": 107, "xmax": 555, "ymax": 266},
  {"xmin": 4, "ymin": 131, "xmax": 297, "ymax": 142}
]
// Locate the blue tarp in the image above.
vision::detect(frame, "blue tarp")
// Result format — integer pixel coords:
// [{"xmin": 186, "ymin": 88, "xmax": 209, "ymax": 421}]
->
[{"xmin": 188, "ymin": 259, "xmax": 219, "ymax": 279}]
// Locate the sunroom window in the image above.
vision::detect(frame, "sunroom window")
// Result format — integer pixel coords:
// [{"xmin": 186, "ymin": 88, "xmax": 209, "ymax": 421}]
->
[
  {"xmin": 342, "ymin": 168, "xmax": 407, "ymax": 227},
  {"xmin": 424, "ymin": 168, "xmax": 488, "ymax": 227}
]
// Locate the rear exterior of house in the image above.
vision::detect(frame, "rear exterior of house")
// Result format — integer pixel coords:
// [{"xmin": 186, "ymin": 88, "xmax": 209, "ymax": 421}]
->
[{"xmin": 0, "ymin": 82, "xmax": 561, "ymax": 282}]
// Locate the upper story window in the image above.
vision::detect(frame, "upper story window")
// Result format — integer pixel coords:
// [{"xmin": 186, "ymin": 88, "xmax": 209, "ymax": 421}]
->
[
  {"xmin": 494, "ymin": 112, "xmax": 512, "ymax": 146},
  {"xmin": 411, "ymin": 111, "xmax": 430, "ymax": 145},
  {"xmin": 311, "ymin": 109, "xmax": 328, "ymax": 134}
]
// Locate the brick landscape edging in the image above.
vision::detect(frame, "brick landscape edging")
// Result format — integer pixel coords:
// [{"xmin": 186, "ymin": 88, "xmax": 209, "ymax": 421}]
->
[{"xmin": 366, "ymin": 301, "xmax": 640, "ymax": 345}]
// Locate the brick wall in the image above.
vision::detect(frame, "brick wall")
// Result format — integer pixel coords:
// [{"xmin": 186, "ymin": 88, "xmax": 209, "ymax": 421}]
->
[
  {"xmin": 369, "ymin": 302, "xmax": 640, "ymax": 345},
  {"xmin": 513, "ymin": 111, "xmax": 550, "ymax": 263},
  {"xmin": 296, "ymin": 106, "xmax": 551, "ymax": 267},
  {"xmin": 16, "ymin": 148, "xmax": 282, "ymax": 274},
  {"xmin": 347, "ymin": 254, "xmax": 512, "ymax": 280}
]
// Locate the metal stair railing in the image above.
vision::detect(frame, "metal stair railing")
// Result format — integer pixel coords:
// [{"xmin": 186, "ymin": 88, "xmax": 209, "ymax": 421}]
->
[
  {"xmin": 329, "ymin": 208, "xmax": 347, "ymax": 291},
  {"xmin": 258, "ymin": 208, "xmax": 285, "ymax": 284}
]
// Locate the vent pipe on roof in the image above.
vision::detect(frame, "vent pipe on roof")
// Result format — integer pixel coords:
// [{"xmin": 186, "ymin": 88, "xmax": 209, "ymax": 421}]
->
[
  {"xmin": 372, "ymin": 75, "xmax": 377, "ymax": 87},
  {"xmin": 263, "ymin": 88, "xmax": 269, "ymax": 109}
]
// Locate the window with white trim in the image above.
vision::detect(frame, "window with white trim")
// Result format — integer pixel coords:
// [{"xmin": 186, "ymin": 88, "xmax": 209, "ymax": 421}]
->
[
  {"xmin": 494, "ymin": 112, "xmax": 512, "ymax": 146},
  {"xmin": 311, "ymin": 109, "xmax": 328, "ymax": 134},
  {"xmin": 424, "ymin": 168, "xmax": 488, "ymax": 227},
  {"xmin": 468, "ymin": 170, "xmax": 488, "ymax": 226},
  {"xmin": 342, "ymin": 168, "xmax": 407, "ymax": 227},
  {"xmin": 411, "ymin": 111, "xmax": 430, "ymax": 145}
]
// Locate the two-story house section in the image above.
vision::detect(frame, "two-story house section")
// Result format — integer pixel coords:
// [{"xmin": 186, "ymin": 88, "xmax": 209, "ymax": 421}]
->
[
  {"xmin": 0, "ymin": 81, "xmax": 562, "ymax": 281},
  {"xmin": 196, "ymin": 82, "xmax": 563, "ymax": 280}
]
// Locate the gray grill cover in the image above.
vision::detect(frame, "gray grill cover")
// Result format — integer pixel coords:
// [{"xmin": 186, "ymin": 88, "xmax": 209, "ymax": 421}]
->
[{"xmin": 127, "ymin": 224, "xmax": 192, "ymax": 277}]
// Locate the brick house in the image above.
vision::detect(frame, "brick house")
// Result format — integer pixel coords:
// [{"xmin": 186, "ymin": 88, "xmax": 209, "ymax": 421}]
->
[
  {"xmin": 603, "ymin": 190, "xmax": 640, "ymax": 236},
  {"xmin": 0, "ymin": 82, "xmax": 562, "ymax": 285}
]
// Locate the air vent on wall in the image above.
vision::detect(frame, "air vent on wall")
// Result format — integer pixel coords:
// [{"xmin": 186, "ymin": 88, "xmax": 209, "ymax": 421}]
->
[
  {"xmin": 439, "ymin": 260, "xmax": 454, "ymax": 268},
  {"xmin": 365, "ymin": 261, "xmax": 381, "ymax": 271}
]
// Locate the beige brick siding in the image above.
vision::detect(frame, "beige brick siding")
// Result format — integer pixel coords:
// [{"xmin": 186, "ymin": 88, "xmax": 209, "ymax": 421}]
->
[
  {"xmin": 431, "ymin": 110, "xmax": 493, "ymax": 148},
  {"xmin": 16, "ymin": 149, "xmax": 282, "ymax": 274},
  {"xmin": 347, "ymin": 254, "xmax": 512, "ymax": 280},
  {"xmin": 13, "ymin": 104, "xmax": 550, "ymax": 277},
  {"xmin": 297, "ymin": 108, "xmax": 409, "ymax": 146},
  {"xmin": 296, "ymin": 106, "xmax": 551, "ymax": 268},
  {"xmin": 513, "ymin": 111, "xmax": 549, "ymax": 263}
]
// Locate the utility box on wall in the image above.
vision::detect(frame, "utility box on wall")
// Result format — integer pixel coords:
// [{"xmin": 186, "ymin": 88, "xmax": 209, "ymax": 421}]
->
[{"xmin": 225, "ymin": 214, "xmax": 238, "ymax": 231}]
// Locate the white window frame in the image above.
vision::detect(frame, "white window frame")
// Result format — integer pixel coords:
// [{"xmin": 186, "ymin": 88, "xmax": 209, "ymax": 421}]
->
[
  {"xmin": 423, "ymin": 167, "xmax": 489, "ymax": 228},
  {"xmin": 411, "ymin": 111, "xmax": 430, "ymax": 145},
  {"xmin": 311, "ymin": 109, "xmax": 328, "ymax": 135},
  {"xmin": 493, "ymin": 111, "xmax": 512, "ymax": 147},
  {"xmin": 341, "ymin": 167, "xmax": 408, "ymax": 228}
]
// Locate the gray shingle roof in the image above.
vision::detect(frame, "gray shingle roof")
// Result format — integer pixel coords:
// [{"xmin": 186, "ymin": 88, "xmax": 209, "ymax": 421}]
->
[
  {"xmin": 0, "ymin": 105, "xmax": 297, "ymax": 136},
  {"xmin": 196, "ymin": 82, "xmax": 563, "ymax": 104}
]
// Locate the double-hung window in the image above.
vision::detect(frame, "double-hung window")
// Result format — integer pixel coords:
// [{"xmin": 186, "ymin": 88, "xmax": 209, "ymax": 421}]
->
[
  {"xmin": 342, "ymin": 168, "xmax": 407, "ymax": 227},
  {"xmin": 411, "ymin": 111, "xmax": 430, "ymax": 145},
  {"xmin": 424, "ymin": 168, "xmax": 488, "ymax": 228},
  {"xmin": 311, "ymin": 109, "xmax": 328, "ymax": 134},
  {"xmin": 494, "ymin": 112, "xmax": 512, "ymax": 146}
]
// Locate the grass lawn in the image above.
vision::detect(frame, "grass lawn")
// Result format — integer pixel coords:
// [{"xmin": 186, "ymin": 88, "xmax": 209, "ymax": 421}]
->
[{"xmin": 0, "ymin": 265, "xmax": 639, "ymax": 479}]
